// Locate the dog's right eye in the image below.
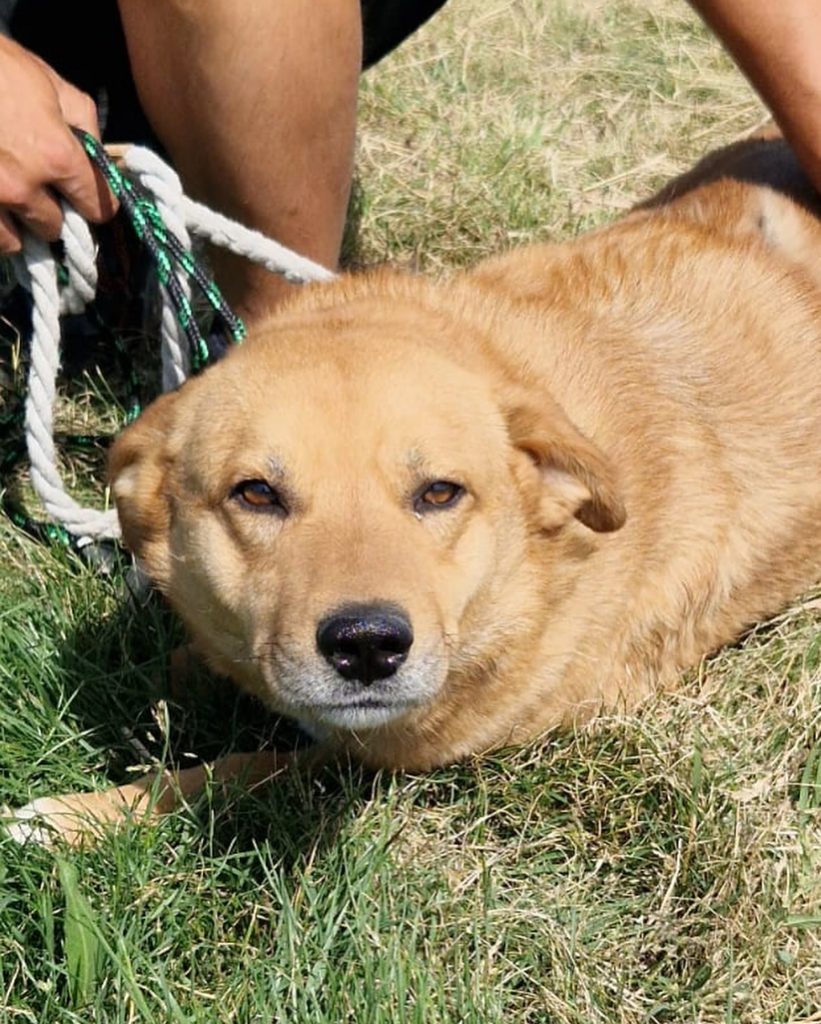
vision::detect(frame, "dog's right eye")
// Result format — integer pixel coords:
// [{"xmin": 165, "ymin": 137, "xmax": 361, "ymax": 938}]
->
[{"xmin": 231, "ymin": 480, "xmax": 287, "ymax": 514}]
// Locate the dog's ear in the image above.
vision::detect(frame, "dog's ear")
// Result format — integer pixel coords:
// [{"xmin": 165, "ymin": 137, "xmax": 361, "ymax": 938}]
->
[
  {"xmin": 108, "ymin": 390, "xmax": 181, "ymax": 586},
  {"xmin": 505, "ymin": 393, "xmax": 626, "ymax": 533}
]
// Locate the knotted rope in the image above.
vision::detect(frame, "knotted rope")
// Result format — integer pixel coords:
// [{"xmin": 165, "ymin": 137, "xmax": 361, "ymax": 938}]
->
[{"xmin": 9, "ymin": 136, "xmax": 334, "ymax": 544}]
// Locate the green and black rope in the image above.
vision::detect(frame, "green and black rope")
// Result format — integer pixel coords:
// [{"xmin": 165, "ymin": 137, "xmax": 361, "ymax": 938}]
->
[{"xmin": 73, "ymin": 128, "xmax": 247, "ymax": 368}]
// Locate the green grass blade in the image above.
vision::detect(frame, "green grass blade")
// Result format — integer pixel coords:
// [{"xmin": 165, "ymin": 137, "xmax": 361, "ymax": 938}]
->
[{"xmin": 55, "ymin": 857, "xmax": 105, "ymax": 1008}]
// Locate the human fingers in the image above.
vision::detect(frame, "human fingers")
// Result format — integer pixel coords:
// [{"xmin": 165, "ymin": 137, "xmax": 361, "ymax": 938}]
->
[
  {"xmin": 44, "ymin": 67, "xmax": 119, "ymax": 222},
  {"xmin": 0, "ymin": 41, "xmax": 117, "ymax": 236},
  {"xmin": 0, "ymin": 208, "xmax": 22, "ymax": 254},
  {"xmin": 0, "ymin": 152, "xmax": 64, "ymax": 243},
  {"xmin": 5, "ymin": 181, "xmax": 65, "ymax": 242},
  {"xmin": 49, "ymin": 125, "xmax": 119, "ymax": 225}
]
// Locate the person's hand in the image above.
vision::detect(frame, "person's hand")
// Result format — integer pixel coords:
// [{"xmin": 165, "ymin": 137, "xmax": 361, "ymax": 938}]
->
[{"xmin": 0, "ymin": 35, "xmax": 117, "ymax": 254}]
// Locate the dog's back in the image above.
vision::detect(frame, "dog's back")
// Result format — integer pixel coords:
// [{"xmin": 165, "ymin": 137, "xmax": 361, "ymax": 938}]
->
[{"xmin": 457, "ymin": 132, "xmax": 821, "ymax": 729}]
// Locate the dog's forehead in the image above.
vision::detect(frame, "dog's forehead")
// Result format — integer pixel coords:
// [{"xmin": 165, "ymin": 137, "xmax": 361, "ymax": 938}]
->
[
  {"xmin": 185, "ymin": 316, "xmax": 508, "ymax": 476},
  {"xmin": 206, "ymin": 319, "xmax": 495, "ymax": 421}
]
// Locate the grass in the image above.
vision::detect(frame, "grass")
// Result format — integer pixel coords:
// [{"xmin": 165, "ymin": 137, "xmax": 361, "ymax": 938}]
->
[{"xmin": 1, "ymin": 1, "xmax": 820, "ymax": 1020}]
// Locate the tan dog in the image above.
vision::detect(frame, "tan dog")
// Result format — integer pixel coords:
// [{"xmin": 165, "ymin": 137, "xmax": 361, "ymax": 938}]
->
[{"xmin": 9, "ymin": 131, "xmax": 821, "ymax": 844}]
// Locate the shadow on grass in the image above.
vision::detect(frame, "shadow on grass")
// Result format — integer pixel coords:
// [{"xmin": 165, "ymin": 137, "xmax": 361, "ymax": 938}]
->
[
  {"xmin": 50, "ymin": 565, "xmax": 372, "ymax": 867},
  {"xmin": 1, "ymin": 183, "xmax": 384, "ymax": 869}
]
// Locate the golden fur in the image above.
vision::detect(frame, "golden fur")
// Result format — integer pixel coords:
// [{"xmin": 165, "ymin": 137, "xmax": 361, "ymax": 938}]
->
[{"xmin": 10, "ymin": 132, "xmax": 821, "ymax": 843}]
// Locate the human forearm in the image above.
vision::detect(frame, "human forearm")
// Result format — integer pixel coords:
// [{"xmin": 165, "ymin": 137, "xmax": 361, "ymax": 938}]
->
[{"xmin": 690, "ymin": 0, "xmax": 821, "ymax": 190}]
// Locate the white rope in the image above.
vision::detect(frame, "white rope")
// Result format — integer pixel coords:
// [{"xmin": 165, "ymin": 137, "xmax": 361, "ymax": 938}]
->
[
  {"xmin": 125, "ymin": 146, "xmax": 336, "ymax": 287},
  {"xmin": 12, "ymin": 144, "xmax": 334, "ymax": 543}
]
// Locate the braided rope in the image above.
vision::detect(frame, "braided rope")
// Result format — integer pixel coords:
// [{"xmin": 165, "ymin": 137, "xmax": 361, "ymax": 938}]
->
[
  {"xmin": 59, "ymin": 206, "xmax": 98, "ymax": 315},
  {"xmin": 18, "ymin": 231, "xmax": 120, "ymax": 538},
  {"xmin": 12, "ymin": 142, "xmax": 334, "ymax": 543},
  {"xmin": 124, "ymin": 149, "xmax": 192, "ymax": 390},
  {"xmin": 125, "ymin": 146, "xmax": 335, "ymax": 287}
]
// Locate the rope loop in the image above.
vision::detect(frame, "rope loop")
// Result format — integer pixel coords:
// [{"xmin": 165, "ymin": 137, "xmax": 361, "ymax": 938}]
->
[{"xmin": 9, "ymin": 134, "xmax": 334, "ymax": 544}]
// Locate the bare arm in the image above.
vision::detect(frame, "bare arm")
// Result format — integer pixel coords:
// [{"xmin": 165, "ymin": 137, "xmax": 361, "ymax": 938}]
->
[
  {"xmin": 691, "ymin": 0, "xmax": 821, "ymax": 192},
  {"xmin": 0, "ymin": 35, "xmax": 117, "ymax": 254}
]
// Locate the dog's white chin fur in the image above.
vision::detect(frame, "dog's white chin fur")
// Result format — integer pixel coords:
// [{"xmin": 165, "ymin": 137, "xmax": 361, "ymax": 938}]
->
[
  {"xmin": 266, "ymin": 653, "xmax": 447, "ymax": 734},
  {"xmin": 304, "ymin": 700, "xmax": 417, "ymax": 731}
]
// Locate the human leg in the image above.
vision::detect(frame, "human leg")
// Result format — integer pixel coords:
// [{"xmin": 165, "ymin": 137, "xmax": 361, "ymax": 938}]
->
[{"xmin": 117, "ymin": 0, "xmax": 362, "ymax": 321}]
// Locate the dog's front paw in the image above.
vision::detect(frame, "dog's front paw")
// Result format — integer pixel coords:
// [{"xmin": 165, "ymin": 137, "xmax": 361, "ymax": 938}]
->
[
  {"xmin": 2, "ymin": 794, "xmax": 114, "ymax": 848},
  {"xmin": 2, "ymin": 775, "xmax": 162, "ymax": 848}
]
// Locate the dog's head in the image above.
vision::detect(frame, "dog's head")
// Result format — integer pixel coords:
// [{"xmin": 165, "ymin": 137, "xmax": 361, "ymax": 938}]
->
[{"xmin": 110, "ymin": 277, "xmax": 624, "ymax": 735}]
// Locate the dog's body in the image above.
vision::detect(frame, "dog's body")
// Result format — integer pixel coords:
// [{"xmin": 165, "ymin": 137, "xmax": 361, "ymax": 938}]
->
[{"xmin": 9, "ymin": 132, "xmax": 821, "ymax": 843}]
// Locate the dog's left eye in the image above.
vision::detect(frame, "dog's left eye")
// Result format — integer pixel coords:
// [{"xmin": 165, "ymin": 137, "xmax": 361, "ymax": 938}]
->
[
  {"xmin": 415, "ymin": 480, "xmax": 465, "ymax": 512},
  {"xmin": 231, "ymin": 479, "xmax": 287, "ymax": 513}
]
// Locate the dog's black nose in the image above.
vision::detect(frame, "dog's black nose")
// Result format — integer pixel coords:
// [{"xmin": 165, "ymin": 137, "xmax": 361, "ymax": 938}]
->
[{"xmin": 316, "ymin": 604, "xmax": 414, "ymax": 685}]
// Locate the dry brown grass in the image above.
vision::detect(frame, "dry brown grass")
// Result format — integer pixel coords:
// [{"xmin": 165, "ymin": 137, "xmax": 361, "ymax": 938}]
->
[{"xmin": 352, "ymin": 0, "xmax": 767, "ymax": 272}]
